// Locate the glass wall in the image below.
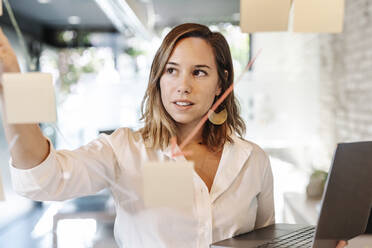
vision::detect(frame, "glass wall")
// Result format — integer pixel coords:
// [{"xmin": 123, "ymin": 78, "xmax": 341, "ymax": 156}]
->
[{"xmin": 0, "ymin": 23, "xmax": 254, "ymax": 247}]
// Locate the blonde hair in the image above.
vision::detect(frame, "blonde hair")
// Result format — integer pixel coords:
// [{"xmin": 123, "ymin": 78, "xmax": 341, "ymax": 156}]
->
[{"xmin": 140, "ymin": 23, "xmax": 246, "ymax": 151}]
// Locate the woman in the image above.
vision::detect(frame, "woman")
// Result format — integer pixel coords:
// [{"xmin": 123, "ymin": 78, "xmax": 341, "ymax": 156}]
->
[{"xmin": 0, "ymin": 24, "xmax": 347, "ymax": 248}]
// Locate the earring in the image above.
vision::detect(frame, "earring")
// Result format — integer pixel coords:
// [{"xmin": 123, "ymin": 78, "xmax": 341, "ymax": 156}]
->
[{"xmin": 208, "ymin": 108, "xmax": 227, "ymax": 125}]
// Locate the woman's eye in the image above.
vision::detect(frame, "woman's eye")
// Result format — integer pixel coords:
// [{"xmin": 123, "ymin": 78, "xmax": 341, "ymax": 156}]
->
[
  {"xmin": 193, "ymin": 69, "xmax": 207, "ymax": 77},
  {"xmin": 166, "ymin": 68, "xmax": 175, "ymax": 74}
]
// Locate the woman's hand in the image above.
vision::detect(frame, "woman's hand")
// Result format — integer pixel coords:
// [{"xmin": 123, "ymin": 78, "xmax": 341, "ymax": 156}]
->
[
  {"xmin": 0, "ymin": 27, "xmax": 21, "ymax": 95},
  {"xmin": 0, "ymin": 28, "xmax": 21, "ymax": 74},
  {"xmin": 336, "ymin": 240, "xmax": 348, "ymax": 248}
]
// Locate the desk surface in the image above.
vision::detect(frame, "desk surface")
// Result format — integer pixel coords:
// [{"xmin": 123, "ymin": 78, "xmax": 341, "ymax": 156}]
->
[
  {"xmin": 283, "ymin": 192, "xmax": 320, "ymax": 225},
  {"xmin": 348, "ymin": 234, "xmax": 372, "ymax": 247},
  {"xmin": 283, "ymin": 192, "xmax": 372, "ymax": 247}
]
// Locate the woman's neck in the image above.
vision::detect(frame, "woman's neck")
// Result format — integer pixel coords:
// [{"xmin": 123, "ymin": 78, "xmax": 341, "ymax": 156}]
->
[{"xmin": 176, "ymin": 123, "xmax": 203, "ymax": 146}]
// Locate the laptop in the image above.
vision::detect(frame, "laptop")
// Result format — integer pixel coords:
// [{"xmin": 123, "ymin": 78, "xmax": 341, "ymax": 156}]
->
[{"xmin": 211, "ymin": 141, "xmax": 372, "ymax": 248}]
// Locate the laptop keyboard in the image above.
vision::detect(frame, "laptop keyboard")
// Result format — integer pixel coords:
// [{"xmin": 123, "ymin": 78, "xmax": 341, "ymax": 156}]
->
[{"xmin": 256, "ymin": 226, "xmax": 315, "ymax": 248}]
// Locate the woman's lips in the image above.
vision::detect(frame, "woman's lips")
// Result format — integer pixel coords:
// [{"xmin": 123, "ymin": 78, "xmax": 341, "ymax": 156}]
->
[{"xmin": 173, "ymin": 101, "xmax": 194, "ymax": 110}]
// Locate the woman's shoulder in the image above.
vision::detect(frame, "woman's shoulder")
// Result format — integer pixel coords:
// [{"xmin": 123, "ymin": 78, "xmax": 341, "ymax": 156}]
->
[
  {"xmin": 103, "ymin": 127, "xmax": 144, "ymax": 146},
  {"xmin": 231, "ymin": 134, "xmax": 268, "ymax": 159},
  {"xmin": 231, "ymin": 135, "xmax": 272, "ymax": 180}
]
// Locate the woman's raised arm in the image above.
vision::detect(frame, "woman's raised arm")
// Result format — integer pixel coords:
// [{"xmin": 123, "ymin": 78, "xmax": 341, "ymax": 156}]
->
[{"xmin": 0, "ymin": 28, "xmax": 50, "ymax": 169}]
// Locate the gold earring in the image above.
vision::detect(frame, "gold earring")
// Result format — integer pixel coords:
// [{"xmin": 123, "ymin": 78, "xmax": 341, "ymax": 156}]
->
[{"xmin": 208, "ymin": 108, "xmax": 227, "ymax": 125}]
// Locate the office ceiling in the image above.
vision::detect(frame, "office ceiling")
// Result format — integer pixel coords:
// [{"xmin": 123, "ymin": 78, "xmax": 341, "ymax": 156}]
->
[
  {"xmin": 152, "ymin": 0, "xmax": 240, "ymax": 30},
  {"xmin": 1, "ymin": 0, "xmax": 240, "ymax": 30},
  {"xmin": 2, "ymin": 0, "xmax": 114, "ymax": 29}
]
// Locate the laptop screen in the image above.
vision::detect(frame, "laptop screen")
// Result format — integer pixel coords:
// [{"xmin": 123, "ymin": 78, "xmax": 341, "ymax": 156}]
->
[{"xmin": 315, "ymin": 142, "xmax": 372, "ymax": 240}]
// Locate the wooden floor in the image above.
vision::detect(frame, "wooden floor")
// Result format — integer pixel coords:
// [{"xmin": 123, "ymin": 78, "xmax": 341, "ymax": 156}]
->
[{"xmin": 0, "ymin": 206, "xmax": 46, "ymax": 248}]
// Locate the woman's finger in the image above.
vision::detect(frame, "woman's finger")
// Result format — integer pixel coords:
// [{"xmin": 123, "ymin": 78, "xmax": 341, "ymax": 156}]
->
[
  {"xmin": 336, "ymin": 240, "xmax": 348, "ymax": 248},
  {"xmin": 0, "ymin": 28, "xmax": 21, "ymax": 73}
]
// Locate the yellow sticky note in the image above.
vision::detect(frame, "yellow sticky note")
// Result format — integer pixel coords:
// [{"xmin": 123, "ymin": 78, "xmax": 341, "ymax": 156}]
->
[
  {"xmin": 2, "ymin": 73, "xmax": 56, "ymax": 124},
  {"xmin": 0, "ymin": 170, "xmax": 4, "ymax": 201},
  {"xmin": 293, "ymin": 0, "xmax": 345, "ymax": 33},
  {"xmin": 240, "ymin": 0, "xmax": 292, "ymax": 32},
  {"xmin": 143, "ymin": 161, "xmax": 194, "ymax": 211}
]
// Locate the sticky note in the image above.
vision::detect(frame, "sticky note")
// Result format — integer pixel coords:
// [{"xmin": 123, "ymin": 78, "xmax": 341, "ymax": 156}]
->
[
  {"xmin": 0, "ymin": 170, "xmax": 4, "ymax": 201},
  {"xmin": 2, "ymin": 73, "xmax": 56, "ymax": 124},
  {"xmin": 143, "ymin": 161, "xmax": 194, "ymax": 211},
  {"xmin": 293, "ymin": 0, "xmax": 345, "ymax": 33},
  {"xmin": 240, "ymin": 0, "xmax": 292, "ymax": 32}
]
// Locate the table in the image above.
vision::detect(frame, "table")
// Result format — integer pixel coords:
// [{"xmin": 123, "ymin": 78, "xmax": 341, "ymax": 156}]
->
[{"xmin": 283, "ymin": 192, "xmax": 372, "ymax": 247}]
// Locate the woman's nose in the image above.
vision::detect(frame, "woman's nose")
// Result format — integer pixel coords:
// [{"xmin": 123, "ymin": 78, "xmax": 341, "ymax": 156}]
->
[{"xmin": 176, "ymin": 73, "xmax": 192, "ymax": 94}]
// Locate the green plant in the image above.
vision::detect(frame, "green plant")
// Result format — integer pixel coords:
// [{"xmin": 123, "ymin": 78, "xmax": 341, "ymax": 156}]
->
[
  {"xmin": 57, "ymin": 48, "xmax": 104, "ymax": 97},
  {"xmin": 124, "ymin": 47, "xmax": 144, "ymax": 57}
]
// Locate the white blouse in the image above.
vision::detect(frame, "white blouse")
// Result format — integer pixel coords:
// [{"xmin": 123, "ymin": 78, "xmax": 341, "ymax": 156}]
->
[{"xmin": 9, "ymin": 127, "xmax": 275, "ymax": 248}]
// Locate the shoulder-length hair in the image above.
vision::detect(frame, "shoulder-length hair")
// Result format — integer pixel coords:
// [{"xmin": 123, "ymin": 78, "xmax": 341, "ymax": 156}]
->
[{"xmin": 140, "ymin": 23, "xmax": 246, "ymax": 152}]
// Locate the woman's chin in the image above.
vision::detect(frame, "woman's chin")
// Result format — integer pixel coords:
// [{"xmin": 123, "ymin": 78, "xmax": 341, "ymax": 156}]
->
[
  {"xmin": 169, "ymin": 111, "xmax": 204, "ymax": 126},
  {"xmin": 174, "ymin": 119, "xmax": 193, "ymax": 125},
  {"xmin": 172, "ymin": 116, "xmax": 198, "ymax": 126}
]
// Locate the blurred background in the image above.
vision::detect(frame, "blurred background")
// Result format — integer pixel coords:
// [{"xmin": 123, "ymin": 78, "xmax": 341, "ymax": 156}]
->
[{"xmin": 0, "ymin": 0, "xmax": 371, "ymax": 247}]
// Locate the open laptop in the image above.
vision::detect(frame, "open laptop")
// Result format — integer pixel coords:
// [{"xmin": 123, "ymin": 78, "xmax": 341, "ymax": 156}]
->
[{"xmin": 211, "ymin": 141, "xmax": 372, "ymax": 248}]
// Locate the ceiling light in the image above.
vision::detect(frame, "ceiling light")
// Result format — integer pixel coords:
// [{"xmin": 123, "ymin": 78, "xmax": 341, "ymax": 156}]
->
[
  {"xmin": 38, "ymin": 0, "xmax": 51, "ymax": 4},
  {"xmin": 95, "ymin": 0, "xmax": 154, "ymax": 40},
  {"xmin": 68, "ymin": 16, "xmax": 81, "ymax": 25}
]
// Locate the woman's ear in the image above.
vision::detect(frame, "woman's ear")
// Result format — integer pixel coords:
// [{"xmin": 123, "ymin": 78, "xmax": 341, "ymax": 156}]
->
[
  {"xmin": 224, "ymin": 70, "xmax": 228, "ymax": 80},
  {"xmin": 216, "ymin": 86, "xmax": 222, "ymax": 96}
]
